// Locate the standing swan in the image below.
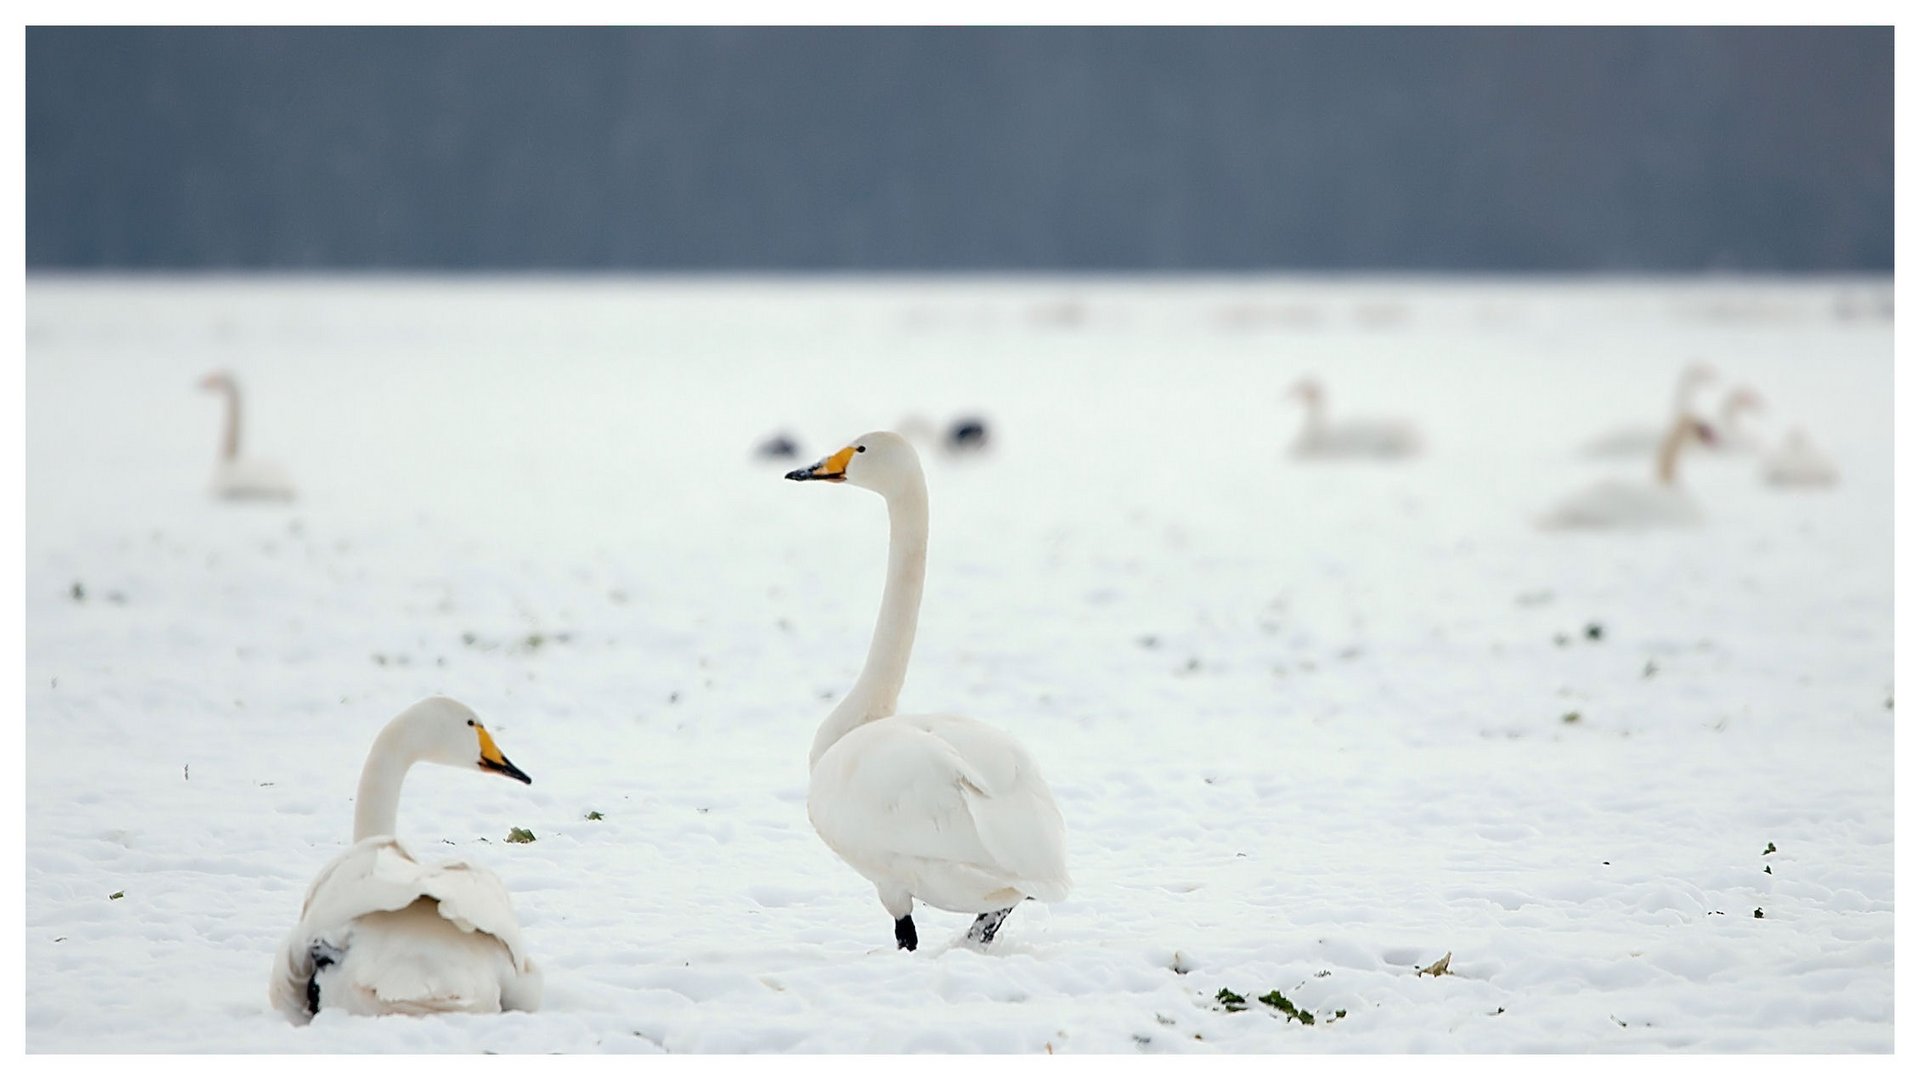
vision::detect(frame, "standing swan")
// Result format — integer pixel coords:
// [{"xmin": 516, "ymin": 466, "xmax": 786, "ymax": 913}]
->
[
  {"xmin": 198, "ymin": 370, "xmax": 296, "ymax": 500},
  {"xmin": 1285, "ymin": 378, "xmax": 1423, "ymax": 459},
  {"xmin": 270, "ymin": 697, "xmax": 541, "ymax": 1023},
  {"xmin": 786, "ymin": 432, "xmax": 1071, "ymax": 950}
]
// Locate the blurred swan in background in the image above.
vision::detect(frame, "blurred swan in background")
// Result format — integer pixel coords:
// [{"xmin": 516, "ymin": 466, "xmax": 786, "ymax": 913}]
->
[
  {"xmin": 1763, "ymin": 428, "xmax": 1839, "ymax": 488},
  {"xmin": 1541, "ymin": 414, "xmax": 1717, "ymax": 529},
  {"xmin": 1711, "ymin": 386, "xmax": 1767, "ymax": 455},
  {"xmin": 1285, "ymin": 377, "xmax": 1423, "ymax": 459},
  {"xmin": 1580, "ymin": 362, "xmax": 1716, "ymax": 459},
  {"xmin": 786, "ymin": 432, "xmax": 1071, "ymax": 952},
  {"xmin": 270, "ymin": 697, "xmax": 540, "ymax": 1024},
  {"xmin": 198, "ymin": 370, "xmax": 296, "ymax": 501}
]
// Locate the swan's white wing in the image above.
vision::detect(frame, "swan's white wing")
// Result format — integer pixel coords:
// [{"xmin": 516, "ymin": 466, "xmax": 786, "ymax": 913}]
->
[
  {"xmin": 269, "ymin": 837, "xmax": 538, "ymax": 1023},
  {"xmin": 809, "ymin": 715, "xmax": 1070, "ymax": 909},
  {"xmin": 905, "ymin": 716, "xmax": 1071, "ymax": 900}
]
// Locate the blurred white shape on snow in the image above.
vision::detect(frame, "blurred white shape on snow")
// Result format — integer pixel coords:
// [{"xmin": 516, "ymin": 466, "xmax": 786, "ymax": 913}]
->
[
  {"xmin": 1285, "ymin": 376, "xmax": 1423, "ymax": 460},
  {"xmin": 198, "ymin": 369, "xmax": 296, "ymax": 501},
  {"xmin": 1541, "ymin": 413, "xmax": 1717, "ymax": 530}
]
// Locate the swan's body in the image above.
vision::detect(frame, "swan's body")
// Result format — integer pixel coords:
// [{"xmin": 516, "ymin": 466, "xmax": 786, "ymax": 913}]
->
[
  {"xmin": 199, "ymin": 371, "xmax": 296, "ymax": 501},
  {"xmin": 1763, "ymin": 428, "xmax": 1839, "ymax": 488},
  {"xmin": 1542, "ymin": 414, "xmax": 1716, "ymax": 530},
  {"xmin": 1286, "ymin": 378, "xmax": 1422, "ymax": 459},
  {"xmin": 811, "ymin": 713, "xmax": 1071, "ymax": 916},
  {"xmin": 270, "ymin": 697, "xmax": 539, "ymax": 1023},
  {"xmin": 1580, "ymin": 363, "xmax": 1716, "ymax": 459},
  {"xmin": 787, "ymin": 433, "xmax": 1070, "ymax": 949}
]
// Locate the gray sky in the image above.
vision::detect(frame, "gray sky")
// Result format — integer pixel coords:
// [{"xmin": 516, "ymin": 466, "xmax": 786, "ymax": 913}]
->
[{"xmin": 25, "ymin": 26, "xmax": 1894, "ymax": 272}]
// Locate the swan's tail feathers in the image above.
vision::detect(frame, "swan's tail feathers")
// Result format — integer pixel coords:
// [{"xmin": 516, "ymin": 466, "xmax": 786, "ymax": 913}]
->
[{"xmin": 320, "ymin": 898, "xmax": 518, "ymax": 1017}]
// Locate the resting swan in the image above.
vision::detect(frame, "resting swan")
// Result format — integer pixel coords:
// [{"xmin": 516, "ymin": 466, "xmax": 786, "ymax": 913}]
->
[
  {"xmin": 1286, "ymin": 378, "xmax": 1422, "ymax": 459},
  {"xmin": 1541, "ymin": 414, "xmax": 1717, "ymax": 530},
  {"xmin": 198, "ymin": 370, "xmax": 296, "ymax": 500},
  {"xmin": 1762, "ymin": 428, "xmax": 1839, "ymax": 488},
  {"xmin": 785, "ymin": 432, "xmax": 1070, "ymax": 950},
  {"xmin": 270, "ymin": 696, "xmax": 540, "ymax": 1023},
  {"xmin": 1580, "ymin": 362, "xmax": 1716, "ymax": 458}
]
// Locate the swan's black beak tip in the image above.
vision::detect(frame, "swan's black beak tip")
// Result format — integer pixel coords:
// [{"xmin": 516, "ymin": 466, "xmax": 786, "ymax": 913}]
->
[
  {"xmin": 481, "ymin": 756, "xmax": 533, "ymax": 785},
  {"xmin": 784, "ymin": 466, "xmax": 811, "ymax": 481}
]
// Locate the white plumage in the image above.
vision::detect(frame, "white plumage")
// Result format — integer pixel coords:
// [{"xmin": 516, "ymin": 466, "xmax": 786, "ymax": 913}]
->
[
  {"xmin": 1285, "ymin": 377, "xmax": 1422, "ymax": 460},
  {"xmin": 1763, "ymin": 428, "xmax": 1839, "ymax": 488},
  {"xmin": 1543, "ymin": 413, "xmax": 1716, "ymax": 530},
  {"xmin": 1538, "ymin": 479, "xmax": 1704, "ymax": 530},
  {"xmin": 198, "ymin": 370, "xmax": 296, "ymax": 501},
  {"xmin": 271, "ymin": 837, "xmax": 541, "ymax": 1022},
  {"xmin": 786, "ymin": 432, "xmax": 1070, "ymax": 949},
  {"xmin": 810, "ymin": 713, "xmax": 1071, "ymax": 916},
  {"xmin": 269, "ymin": 696, "xmax": 539, "ymax": 1023}
]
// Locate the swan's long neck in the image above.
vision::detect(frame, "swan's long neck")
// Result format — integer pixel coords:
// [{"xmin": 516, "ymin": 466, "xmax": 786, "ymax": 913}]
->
[
  {"xmin": 1654, "ymin": 416, "xmax": 1692, "ymax": 487},
  {"xmin": 810, "ymin": 476, "xmax": 929, "ymax": 769},
  {"xmin": 217, "ymin": 383, "xmax": 242, "ymax": 461},
  {"xmin": 352, "ymin": 722, "xmax": 419, "ymax": 841}
]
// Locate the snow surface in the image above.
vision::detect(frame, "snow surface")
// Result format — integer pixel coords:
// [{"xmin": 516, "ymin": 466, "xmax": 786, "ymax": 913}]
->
[{"xmin": 24, "ymin": 277, "xmax": 1893, "ymax": 1052}]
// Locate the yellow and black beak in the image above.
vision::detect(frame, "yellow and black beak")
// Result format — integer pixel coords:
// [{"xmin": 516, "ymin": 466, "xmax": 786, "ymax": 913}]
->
[
  {"xmin": 475, "ymin": 726, "xmax": 533, "ymax": 785},
  {"xmin": 785, "ymin": 446, "xmax": 854, "ymax": 483}
]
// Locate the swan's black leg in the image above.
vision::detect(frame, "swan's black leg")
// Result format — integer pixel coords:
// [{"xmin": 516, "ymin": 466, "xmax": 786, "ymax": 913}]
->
[
  {"xmin": 894, "ymin": 915, "xmax": 918, "ymax": 951},
  {"xmin": 967, "ymin": 905, "xmax": 1015, "ymax": 945},
  {"xmin": 306, "ymin": 941, "xmax": 341, "ymax": 1016}
]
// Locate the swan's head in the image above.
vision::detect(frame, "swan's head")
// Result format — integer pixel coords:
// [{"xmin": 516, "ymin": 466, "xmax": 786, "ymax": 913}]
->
[
  {"xmin": 1724, "ymin": 386, "xmax": 1766, "ymax": 416},
  {"xmin": 785, "ymin": 431, "xmax": 921, "ymax": 495},
  {"xmin": 396, "ymin": 696, "xmax": 532, "ymax": 784},
  {"xmin": 197, "ymin": 370, "xmax": 235, "ymax": 393}
]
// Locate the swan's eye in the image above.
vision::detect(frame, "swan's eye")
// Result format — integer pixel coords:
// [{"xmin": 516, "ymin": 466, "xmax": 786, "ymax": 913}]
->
[
  {"xmin": 466, "ymin": 719, "xmax": 476, "ymax": 727},
  {"xmin": 856, "ymin": 445, "xmax": 866, "ymax": 453}
]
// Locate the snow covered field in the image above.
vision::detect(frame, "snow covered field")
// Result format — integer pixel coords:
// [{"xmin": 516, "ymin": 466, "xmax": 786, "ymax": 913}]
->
[{"xmin": 24, "ymin": 277, "xmax": 1894, "ymax": 1053}]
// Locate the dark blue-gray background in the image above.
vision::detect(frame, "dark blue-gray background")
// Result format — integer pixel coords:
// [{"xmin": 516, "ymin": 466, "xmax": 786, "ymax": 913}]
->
[{"xmin": 26, "ymin": 26, "xmax": 1893, "ymax": 272}]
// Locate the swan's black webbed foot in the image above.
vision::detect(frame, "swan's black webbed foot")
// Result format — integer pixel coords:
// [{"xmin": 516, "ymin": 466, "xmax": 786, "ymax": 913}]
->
[
  {"xmin": 894, "ymin": 915, "xmax": 918, "ymax": 951},
  {"xmin": 967, "ymin": 906, "xmax": 1014, "ymax": 945},
  {"xmin": 305, "ymin": 941, "xmax": 342, "ymax": 1015}
]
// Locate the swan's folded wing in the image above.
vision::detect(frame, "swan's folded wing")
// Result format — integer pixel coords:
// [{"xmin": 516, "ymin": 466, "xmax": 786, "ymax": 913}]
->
[
  {"xmin": 811, "ymin": 726, "xmax": 999, "ymax": 869},
  {"xmin": 914, "ymin": 718, "xmax": 1073, "ymax": 900},
  {"xmin": 269, "ymin": 837, "xmax": 536, "ymax": 1022},
  {"xmin": 816, "ymin": 716, "xmax": 1071, "ymax": 900}
]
